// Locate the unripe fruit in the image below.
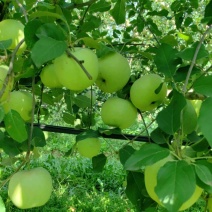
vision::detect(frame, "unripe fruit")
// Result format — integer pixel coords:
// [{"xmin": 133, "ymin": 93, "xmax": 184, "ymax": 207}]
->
[
  {"xmin": 8, "ymin": 167, "xmax": 52, "ymax": 209},
  {"xmin": 54, "ymin": 48, "xmax": 99, "ymax": 91},
  {"xmin": 101, "ymin": 97, "xmax": 137, "ymax": 129},
  {"xmin": 0, "ymin": 19, "xmax": 26, "ymax": 53},
  {"xmin": 3, "ymin": 90, "xmax": 33, "ymax": 121},
  {"xmin": 96, "ymin": 52, "xmax": 131, "ymax": 93},
  {"xmin": 130, "ymin": 74, "xmax": 167, "ymax": 111}
]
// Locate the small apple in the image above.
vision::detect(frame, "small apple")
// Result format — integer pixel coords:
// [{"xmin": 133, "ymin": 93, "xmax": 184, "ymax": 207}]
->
[
  {"xmin": 0, "ymin": 19, "xmax": 26, "ymax": 53},
  {"xmin": 181, "ymin": 100, "xmax": 198, "ymax": 135},
  {"xmin": 3, "ymin": 90, "xmax": 33, "ymax": 122},
  {"xmin": 95, "ymin": 52, "xmax": 131, "ymax": 93},
  {"xmin": 130, "ymin": 74, "xmax": 167, "ymax": 111},
  {"xmin": 53, "ymin": 47, "xmax": 99, "ymax": 91},
  {"xmin": 40, "ymin": 63, "xmax": 63, "ymax": 88},
  {"xmin": 101, "ymin": 97, "xmax": 137, "ymax": 129},
  {"xmin": 8, "ymin": 167, "xmax": 52, "ymax": 209},
  {"xmin": 77, "ymin": 137, "xmax": 101, "ymax": 158},
  {"xmin": 0, "ymin": 65, "xmax": 14, "ymax": 102}
]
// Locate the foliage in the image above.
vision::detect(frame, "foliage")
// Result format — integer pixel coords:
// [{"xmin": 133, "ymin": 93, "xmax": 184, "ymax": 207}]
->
[{"xmin": 0, "ymin": 0, "xmax": 212, "ymax": 211}]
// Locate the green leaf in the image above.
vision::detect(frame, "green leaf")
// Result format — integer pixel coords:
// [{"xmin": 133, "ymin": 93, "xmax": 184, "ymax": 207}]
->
[
  {"xmin": 24, "ymin": 19, "xmax": 42, "ymax": 49},
  {"xmin": 30, "ymin": 11, "xmax": 67, "ymax": 25},
  {"xmin": 63, "ymin": 112, "xmax": 75, "ymax": 125},
  {"xmin": 202, "ymin": 0, "xmax": 212, "ymax": 24},
  {"xmin": 4, "ymin": 110, "xmax": 28, "ymax": 143},
  {"xmin": 0, "ymin": 135, "xmax": 21, "ymax": 156},
  {"xmin": 193, "ymin": 75, "xmax": 212, "ymax": 97},
  {"xmin": 177, "ymin": 42, "xmax": 209, "ymax": 61},
  {"xmin": 195, "ymin": 160, "xmax": 212, "ymax": 193},
  {"xmin": 156, "ymin": 91, "xmax": 186, "ymax": 135},
  {"xmin": 125, "ymin": 171, "xmax": 156, "ymax": 210},
  {"xmin": 31, "ymin": 127, "xmax": 46, "ymax": 147},
  {"xmin": 136, "ymin": 16, "xmax": 145, "ymax": 33},
  {"xmin": 31, "ymin": 37, "xmax": 67, "ymax": 68},
  {"xmin": 92, "ymin": 153, "xmax": 107, "ymax": 172},
  {"xmin": 124, "ymin": 143, "xmax": 170, "ymax": 171},
  {"xmin": 198, "ymin": 97, "xmax": 212, "ymax": 147},
  {"xmin": 36, "ymin": 23, "xmax": 66, "ymax": 40},
  {"xmin": 74, "ymin": 95, "xmax": 91, "ymax": 108},
  {"xmin": 156, "ymin": 160, "xmax": 196, "ymax": 211},
  {"xmin": 119, "ymin": 145, "xmax": 136, "ymax": 165},
  {"xmin": 89, "ymin": 0, "xmax": 111, "ymax": 12},
  {"xmin": 154, "ymin": 43, "xmax": 179, "ymax": 77},
  {"xmin": 150, "ymin": 127, "xmax": 170, "ymax": 144},
  {"xmin": 0, "ymin": 196, "xmax": 6, "ymax": 212},
  {"xmin": 110, "ymin": 0, "xmax": 126, "ymax": 25},
  {"xmin": 0, "ymin": 39, "xmax": 12, "ymax": 50}
]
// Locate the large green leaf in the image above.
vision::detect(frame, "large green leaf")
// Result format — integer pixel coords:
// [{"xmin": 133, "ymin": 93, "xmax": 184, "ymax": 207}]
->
[
  {"xmin": 92, "ymin": 153, "xmax": 107, "ymax": 172},
  {"xmin": 156, "ymin": 91, "xmax": 186, "ymax": 135},
  {"xmin": 110, "ymin": 0, "xmax": 126, "ymax": 25},
  {"xmin": 195, "ymin": 160, "xmax": 212, "ymax": 193},
  {"xmin": 31, "ymin": 37, "xmax": 67, "ymax": 68},
  {"xmin": 156, "ymin": 160, "xmax": 196, "ymax": 211},
  {"xmin": 89, "ymin": 0, "xmax": 111, "ymax": 12},
  {"xmin": 36, "ymin": 23, "xmax": 67, "ymax": 40},
  {"xmin": 4, "ymin": 110, "xmax": 28, "ymax": 143},
  {"xmin": 0, "ymin": 105, "xmax": 4, "ymax": 123},
  {"xmin": 119, "ymin": 145, "xmax": 136, "ymax": 165},
  {"xmin": 124, "ymin": 143, "xmax": 170, "ymax": 171},
  {"xmin": 177, "ymin": 42, "xmax": 209, "ymax": 61},
  {"xmin": 193, "ymin": 75, "xmax": 212, "ymax": 96},
  {"xmin": 24, "ymin": 19, "xmax": 42, "ymax": 49},
  {"xmin": 125, "ymin": 171, "xmax": 156, "ymax": 210},
  {"xmin": 154, "ymin": 43, "xmax": 179, "ymax": 77},
  {"xmin": 74, "ymin": 95, "xmax": 91, "ymax": 108},
  {"xmin": 198, "ymin": 97, "xmax": 212, "ymax": 147}
]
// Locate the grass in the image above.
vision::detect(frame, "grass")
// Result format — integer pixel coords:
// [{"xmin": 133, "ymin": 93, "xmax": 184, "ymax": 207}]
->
[{"xmin": 0, "ymin": 132, "xmax": 208, "ymax": 211}]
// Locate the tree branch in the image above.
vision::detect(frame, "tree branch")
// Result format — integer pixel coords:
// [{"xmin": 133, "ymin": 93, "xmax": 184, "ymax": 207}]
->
[
  {"xmin": 0, "ymin": 38, "xmax": 25, "ymax": 99},
  {"xmin": 183, "ymin": 25, "xmax": 212, "ymax": 95},
  {"xmin": 66, "ymin": 49, "xmax": 92, "ymax": 80}
]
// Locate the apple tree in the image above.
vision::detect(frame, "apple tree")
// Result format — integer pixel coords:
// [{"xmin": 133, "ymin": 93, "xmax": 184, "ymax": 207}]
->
[{"xmin": 0, "ymin": 0, "xmax": 212, "ymax": 211}]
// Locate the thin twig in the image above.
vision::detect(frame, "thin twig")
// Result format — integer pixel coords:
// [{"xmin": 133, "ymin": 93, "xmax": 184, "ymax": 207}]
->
[
  {"xmin": 15, "ymin": 0, "xmax": 28, "ymax": 22},
  {"xmin": 66, "ymin": 49, "xmax": 92, "ymax": 80},
  {"xmin": 183, "ymin": 25, "xmax": 212, "ymax": 95},
  {"xmin": 139, "ymin": 111, "xmax": 151, "ymax": 142},
  {"xmin": 0, "ymin": 38, "xmax": 25, "ymax": 99}
]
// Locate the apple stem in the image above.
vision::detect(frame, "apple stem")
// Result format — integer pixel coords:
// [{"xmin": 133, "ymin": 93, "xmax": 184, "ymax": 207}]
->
[
  {"xmin": 183, "ymin": 25, "xmax": 212, "ymax": 95},
  {"xmin": 66, "ymin": 49, "xmax": 93, "ymax": 80},
  {"xmin": 0, "ymin": 38, "xmax": 25, "ymax": 100}
]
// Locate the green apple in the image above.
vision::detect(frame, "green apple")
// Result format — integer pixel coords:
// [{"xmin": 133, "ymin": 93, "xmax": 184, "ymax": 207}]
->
[
  {"xmin": 53, "ymin": 47, "xmax": 99, "ymax": 91},
  {"xmin": 95, "ymin": 52, "xmax": 131, "ymax": 93},
  {"xmin": 101, "ymin": 97, "xmax": 137, "ymax": 129},
  {"xmin": 181, "ymin": 100, "xmax": 198, "ymax": 135},
  {"xmin": 40, "ymin": 63, "xmax": 63, "ymax": 88},
  {"xmin": 8, "ymin": 167, "xmax": 52, "ymax": 209},
  {"xmin": 0, "ymin": 19, "xmax": 26, "ymax": 53},
  {"xmin": 130, "ymin": 74, "xmax": 167, "ymax": 111},
  {"xmin": 0, "ymin": 65, "xmax": 14, "ymax": 102},
  {"xmin": 77, "ymin": 137, "xmax": 101, "ymax": 158},
  {"xmin": 3, "ymin": 90, "xmax": 33, "ymax": 122}
]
